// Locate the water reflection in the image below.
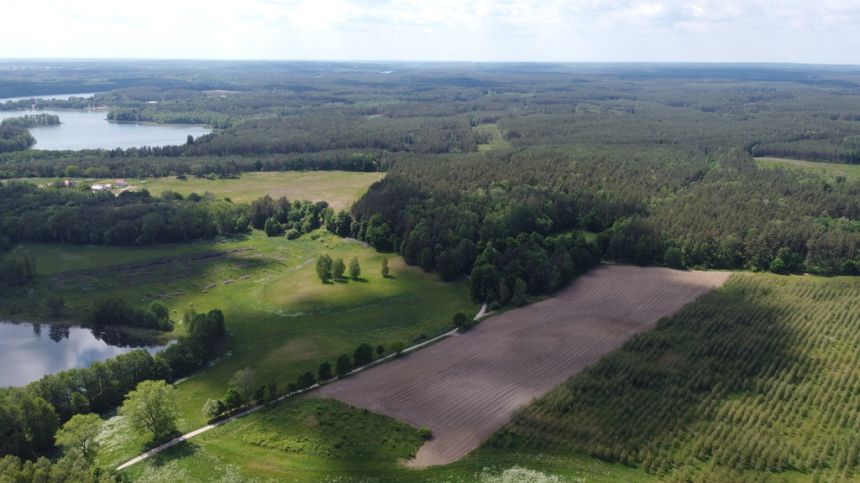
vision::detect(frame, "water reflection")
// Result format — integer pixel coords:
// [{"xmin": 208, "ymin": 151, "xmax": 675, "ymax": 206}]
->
[{"xmin": 0, "ymin": 321, "xmax": 168, "ymax": 387}]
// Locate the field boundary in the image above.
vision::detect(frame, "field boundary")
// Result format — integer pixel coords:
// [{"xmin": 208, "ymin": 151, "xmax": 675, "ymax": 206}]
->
[
  {"xmin": 115, "ymin": 303, "xmax": 487, "ymax": 471},
  {"xmin": 317, "ymin": 265, "xmax": 731, "ymax": 467}
]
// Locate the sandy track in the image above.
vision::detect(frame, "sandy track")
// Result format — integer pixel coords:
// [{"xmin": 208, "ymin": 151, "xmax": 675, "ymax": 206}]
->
[{"xmin": 316, "ymin": 265, "xmax": 730, "ymax": 467}]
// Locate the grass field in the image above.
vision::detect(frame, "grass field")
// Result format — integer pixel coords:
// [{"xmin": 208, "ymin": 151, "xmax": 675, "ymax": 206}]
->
[
  {"xmin": 756, "ymin": 156, "xmax": 860, "ymax": 182},
  {"xmin": 135, "ymin": 171, "xmax": 385, "ymax": 209},
  {"xmin": 13, "ymin": 170, "xmax": 385, "ymax": 210},
  {"xmin": 475, "ymin": 124, "xmax": 511, "ymax": 152},
  {"xmin": 115, "ymin": 396, "xmax": 650, "ymax": 482},
  {"xmin": 109, "ymin": 398, "xmax": 428, "ymax": 482},
  {"xmin": 3, "ymin": 232, "xmax": 475, "ymax": 471}
]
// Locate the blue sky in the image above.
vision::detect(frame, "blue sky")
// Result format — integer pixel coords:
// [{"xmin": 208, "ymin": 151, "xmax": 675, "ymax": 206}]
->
[{"xmin": 2, "ymin": 0, "xmax": 859, "ymax": 64}]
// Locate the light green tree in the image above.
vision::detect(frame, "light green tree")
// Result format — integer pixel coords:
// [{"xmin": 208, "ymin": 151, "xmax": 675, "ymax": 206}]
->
[
  {"xmin": 349, "ymin": 257, "xmax": 361, "ymax": 280},
  {"xmin": 119, "ymin": 380, "xmax": 178, "ymax": 443},
  {"xmin": 316, "ymin": 254, "xmax": 333, "ymax": 282},
  {"xmin": 332, "ymin": 258, "xmax": 346, "ymax": 279},
  {"xmin": 229, "ymin": 367, "xmax": 256, "ymax": 404},
  {"xmin": 54, "ymin": 413, "xmax": 102, "ymax": 463}
]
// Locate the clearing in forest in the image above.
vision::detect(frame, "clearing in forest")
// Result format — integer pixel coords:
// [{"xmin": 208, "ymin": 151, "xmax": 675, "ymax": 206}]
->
[
  {"xmin": 317, "ymin": 265, "xmax": 730, "ymax": 467},
  {"xmin": 16, "ymin": 171, "xmax": 384, "ymax": 211},
  {"xmin": 755, "ymin": 156, "xmax": 860, "ymax": 182},
  {"xmin": 475, "ymin": 123, "xmax": 511, "ymax": 152},
  {"xmin": 133, "ymin": 171, "xmax": 384, "ymax": 209}
]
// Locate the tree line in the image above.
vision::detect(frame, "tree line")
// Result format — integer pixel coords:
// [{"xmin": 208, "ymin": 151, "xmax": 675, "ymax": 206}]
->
[
  {"xmin": 0, "ymin": 151, "xmax": 383, "ymax": 179},
  {"xmin": 0, "ymin": 181, "xmax": 249, "ymax": 247},
  {"xmin": 1, "ymin": 113, "xmax": 61, "ymax": 128},
  {"xmin": 90, "ymin": 298, "xmax": 174, "ymax": 331}
]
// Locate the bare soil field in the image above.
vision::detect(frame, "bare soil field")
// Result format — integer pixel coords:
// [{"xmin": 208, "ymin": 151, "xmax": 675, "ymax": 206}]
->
[{"xmin": 316, "ymin": 265, "xmax": 730, "ymax": 467}]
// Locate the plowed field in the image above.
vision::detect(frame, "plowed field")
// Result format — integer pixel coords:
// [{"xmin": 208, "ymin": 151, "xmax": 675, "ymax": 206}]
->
[{"xmin": 317, "ymin": 265, "xmax": 730, "ymax": 467}]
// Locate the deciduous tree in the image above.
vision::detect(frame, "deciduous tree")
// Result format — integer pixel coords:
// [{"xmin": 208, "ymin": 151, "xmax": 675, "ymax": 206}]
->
[{"xmin": 119, "ymin": 380, "xmax": 178, "ymax": 443}]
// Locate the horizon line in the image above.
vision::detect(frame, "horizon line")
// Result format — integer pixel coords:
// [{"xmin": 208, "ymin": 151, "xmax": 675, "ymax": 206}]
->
[{"xmin": 1, "ymin": 58, "xmax": 860, "ymax": 68}]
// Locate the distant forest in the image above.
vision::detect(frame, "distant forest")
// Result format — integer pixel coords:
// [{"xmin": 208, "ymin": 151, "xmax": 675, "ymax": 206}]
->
[{"xmin": 0, "ymin": 61, "xmax": 857, "ymax": 298}]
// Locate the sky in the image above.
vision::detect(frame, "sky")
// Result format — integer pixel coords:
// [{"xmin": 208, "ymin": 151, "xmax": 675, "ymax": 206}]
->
[{"xmin": 2, "ymin": 0, "xmax": 860, "ymax": 64}]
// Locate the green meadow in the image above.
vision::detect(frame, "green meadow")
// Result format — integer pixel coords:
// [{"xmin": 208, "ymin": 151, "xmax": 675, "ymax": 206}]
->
[
  {"xmin": 13, "ymin": 170, "xmax": 385, "ymax": 210},
  {"xmin": 135, "ymin": 171, "xmax": 385, "ymax": 210},
  {"xmin": 115, "ymin": 397, "xmax": 649, "ymax": 482},
  {"xmin": 3, "ymin": 231, "xmax": 475, "ymax": 470},
  {"xmin": 755, "ymin": 156, "xmax": 860, "ymax": 182},
  {"xmin": 475, "ymin": 123, "xmax": 511, "ymax": 152}
]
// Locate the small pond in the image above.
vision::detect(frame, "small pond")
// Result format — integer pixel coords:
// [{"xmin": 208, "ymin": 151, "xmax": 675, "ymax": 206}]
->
[{"xmin": 0, "ymin": 321, "xmax": 169, "ymax": 387}]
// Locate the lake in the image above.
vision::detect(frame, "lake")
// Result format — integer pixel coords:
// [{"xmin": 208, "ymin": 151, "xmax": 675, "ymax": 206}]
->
[
  {"xmin": 0, "ymin": 321, "xmax": 168, "ymax": 387},
  {"xmin": 0, "ymin": 93, "xmax": 211, "ymax": 150}
]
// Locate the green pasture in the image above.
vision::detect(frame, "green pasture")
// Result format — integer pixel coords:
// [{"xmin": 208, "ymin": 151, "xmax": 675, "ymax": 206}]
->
[
  {"xmin": 5, "ymin": 232, "xmax": 474, "ymax": 469},
  {"xmin": 10, "ymin": 170, "xmax": 385, "ymax": 210},
  {"xmin": 756, "ymin": 156, "xmax": 860, "ymax": 182}
]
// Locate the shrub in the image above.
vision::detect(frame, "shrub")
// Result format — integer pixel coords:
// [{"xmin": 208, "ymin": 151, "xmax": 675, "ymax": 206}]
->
[
  {"xmin": 223, "ymin": 388, "xmax": 243, "ymax": 411},
  {"xmin": 353, "ymin": 343, "xmax": 374, "ymax": 366},
  {"xmin": 202, "ymin": 399, "xmax": 224, "ymax": 420},
  {"xmin": 453, "ymin": 312, "xmax": 470, "ymax": 331},
  {"xmin": 335, "ymin": 354, "xmax": 353, "ymax": 377},
  {"xmin": 148, "ymin": 301, "xmax": 169, "ymax": 322},
  {"xmin": 770, "ymin": 257, "xmax": 787, "ymax": 274},
  {"xmin": 318, "ymin": 361, "xmax": 333, "ymax": 381},
  {"xmin": 228, "ymin": 367, "xmax": 256, "ymax": 404},
  {"xmin": 663, "ymin": 247, "xmax": 686, "ymax": 269},
  {"xmin": 264, "ymin": 217, "xmax": 284, "ymax": 236},
  {"xmin": 419, "ymin": 427, "xmax": 433, "ymax": 440},
  {"xmin": 391, "ymin": 341, "xmax": 406, "ymax": 356},
  {"xmin": 296, "ymin": 371, "xmax": 316, "ymax": 390},
  {"xmin": 92, "ymin": 297, "xmax": 172, "ymax": 331}
]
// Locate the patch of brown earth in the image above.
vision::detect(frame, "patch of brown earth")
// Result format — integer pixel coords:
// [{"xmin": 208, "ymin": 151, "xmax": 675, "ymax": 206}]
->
[{"xmin": 316, "ymin": 265, "xmax": 730, "ymax": 467}]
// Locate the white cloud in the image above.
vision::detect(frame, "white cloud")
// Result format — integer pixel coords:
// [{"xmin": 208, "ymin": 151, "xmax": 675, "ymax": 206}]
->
[{"xmin": 1, "ymin": 0, "xmax": 859, "ymax": 63}]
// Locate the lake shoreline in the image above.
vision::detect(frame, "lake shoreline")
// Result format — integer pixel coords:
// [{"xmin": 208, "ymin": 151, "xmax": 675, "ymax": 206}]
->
[
  {"xmin": 0, "ymin": 92, "xmax": 211, "ymax": 150},
  {"xmin": 0, "ymin": 319, "xmax": 173, "ymax": 387}
]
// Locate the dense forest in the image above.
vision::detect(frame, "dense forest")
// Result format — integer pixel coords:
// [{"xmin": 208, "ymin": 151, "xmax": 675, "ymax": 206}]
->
[
  {"xmin": 351, "ymin": 145, "xmax": 858, "ymax": 297},
  {"xmin": 1, "ymin": 61, "xmax": 857, "ymax": 298}
]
